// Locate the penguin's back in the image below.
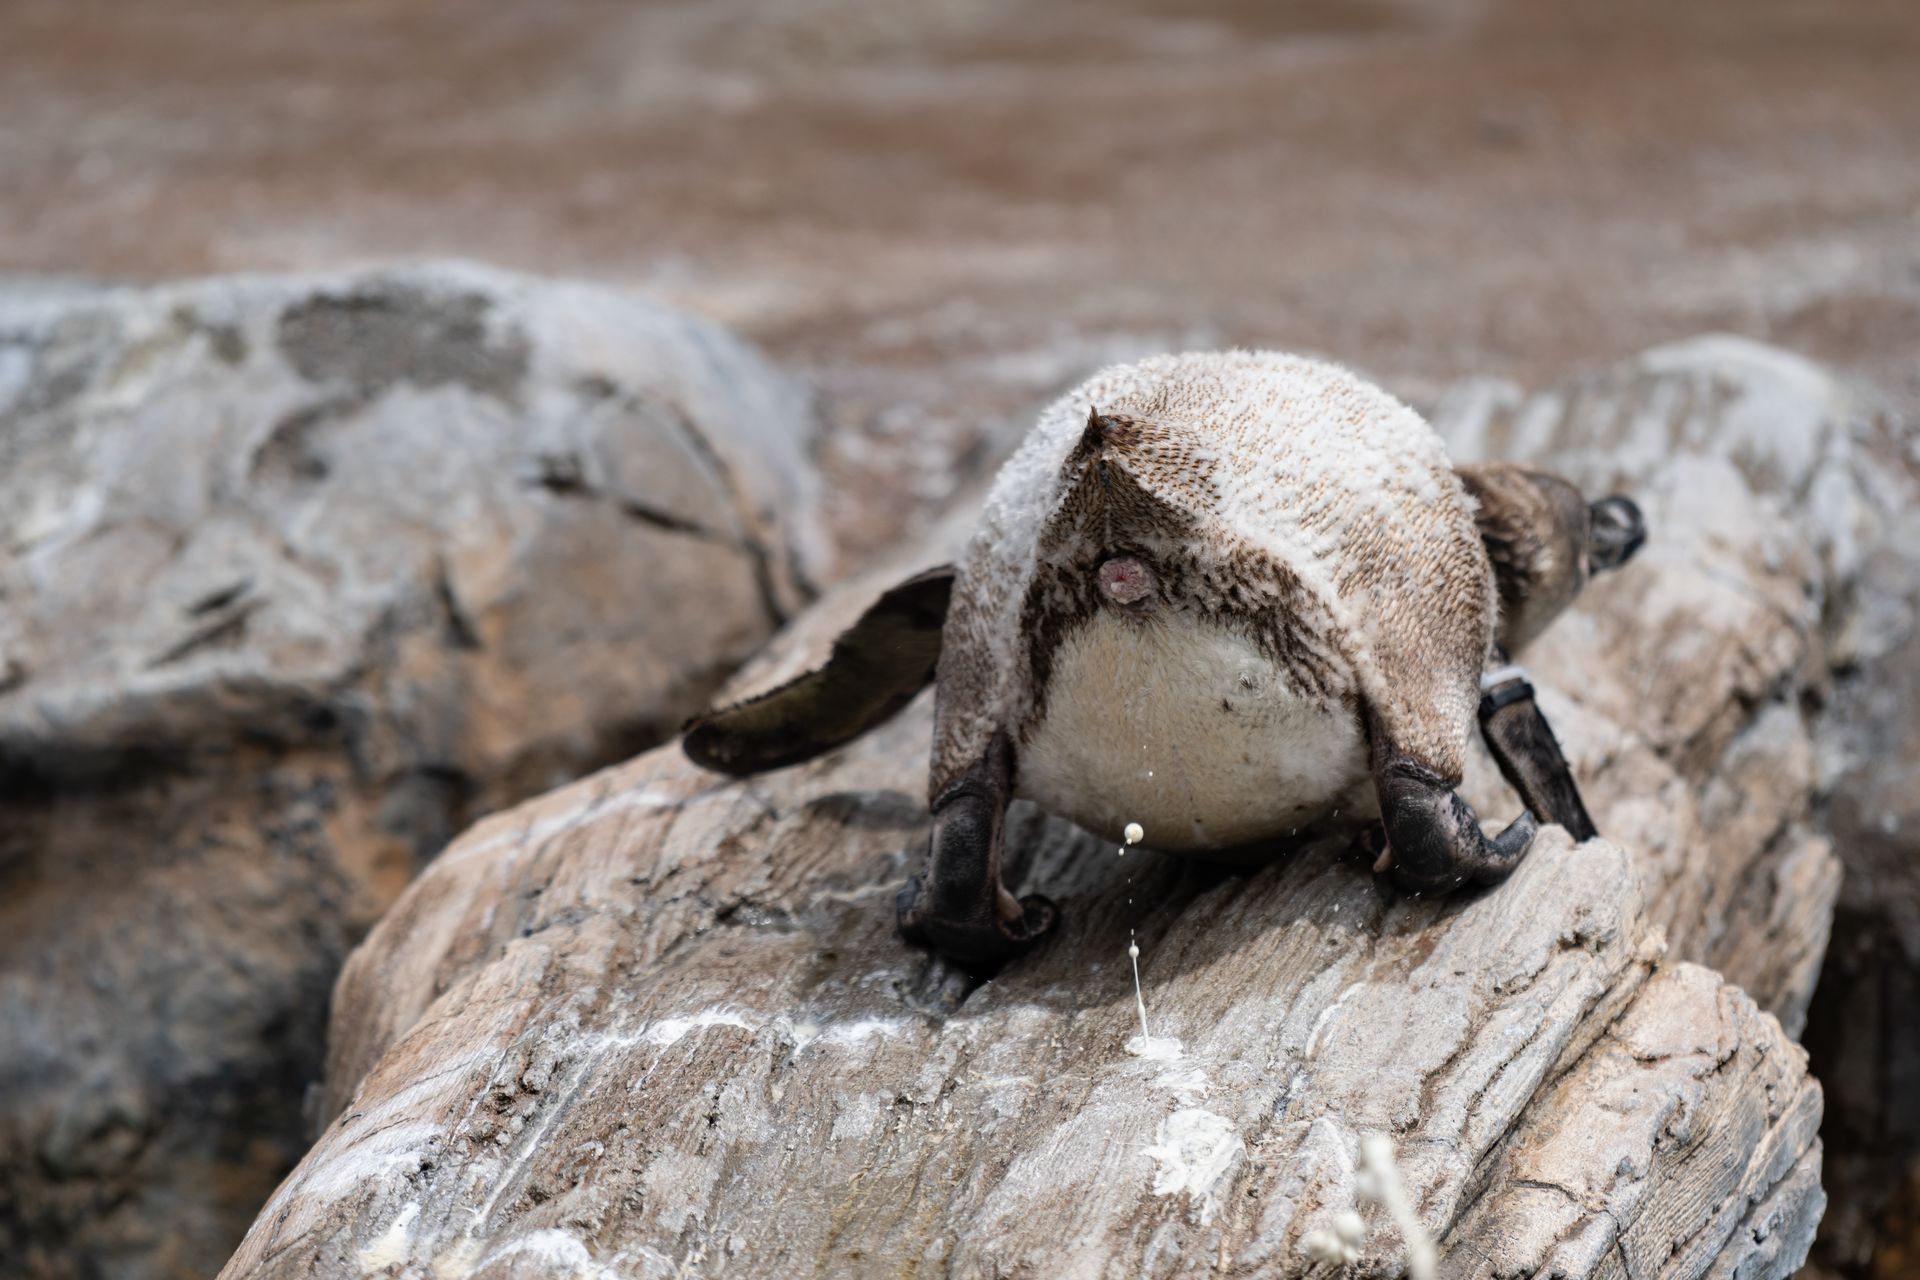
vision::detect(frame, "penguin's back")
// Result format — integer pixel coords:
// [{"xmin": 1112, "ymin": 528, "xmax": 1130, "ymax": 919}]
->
[{"xmin": 934, "ymin": 351, "xmax": 1494, "ymax": 811}]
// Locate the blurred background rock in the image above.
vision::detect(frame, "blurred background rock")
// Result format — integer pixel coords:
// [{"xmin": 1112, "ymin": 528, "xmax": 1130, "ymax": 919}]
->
[{"xmin": 1, "ymin": 1, "xmax": 1916, "ymax": 1276}]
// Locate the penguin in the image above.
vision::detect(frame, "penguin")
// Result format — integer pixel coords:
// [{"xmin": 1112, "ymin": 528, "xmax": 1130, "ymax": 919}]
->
[{"xmin": 684, "ymin": 352, "xmax": 1645, "ymax": 966}]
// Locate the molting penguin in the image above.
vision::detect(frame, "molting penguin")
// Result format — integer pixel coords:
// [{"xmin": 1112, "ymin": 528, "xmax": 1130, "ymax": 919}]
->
[{"xmin": 684, "ymin": 351, "xmax": 1645, "ymax": 967}]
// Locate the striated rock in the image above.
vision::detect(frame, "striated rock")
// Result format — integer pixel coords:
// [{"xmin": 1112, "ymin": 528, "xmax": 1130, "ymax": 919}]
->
[
  {"xmin": 0, "ymin": 263, "xmax": 823, "ymax": 1279},
  {"xmin": 1430, "ymin": 335, "xmax": 1866, "ymax": 1035},
  {"xmin": 225, "ymin": 340, "xmax": 1866, "ymax": 1279},
  {"xmin": 1441, "ymin": 333, "xmax": 1920, "ymax": 1275},
  {"xmin": 1796, "ymin": 389, "xmax": 1920, "ymax": 1273}
]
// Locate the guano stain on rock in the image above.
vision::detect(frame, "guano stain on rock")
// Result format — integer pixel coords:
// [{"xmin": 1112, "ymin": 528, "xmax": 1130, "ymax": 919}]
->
[{"xmin": 275, "ymin": 287, "xmax": 530, "ymax": 404}]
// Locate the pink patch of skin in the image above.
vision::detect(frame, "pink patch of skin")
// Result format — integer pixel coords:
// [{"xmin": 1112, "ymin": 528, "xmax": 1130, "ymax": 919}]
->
[{"xmin": 1097, "ymin": 556, "xmax": 1156, "ymax": 608}]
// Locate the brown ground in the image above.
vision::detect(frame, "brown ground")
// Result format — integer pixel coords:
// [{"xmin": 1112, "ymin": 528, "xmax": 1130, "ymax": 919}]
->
[{"xmin": 6, "ymin": 0, "xmax": 1918, "ymax": 523}]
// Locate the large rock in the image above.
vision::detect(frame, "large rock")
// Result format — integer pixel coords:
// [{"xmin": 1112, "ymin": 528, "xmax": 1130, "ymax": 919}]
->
[
  {"xmin": 225, "ymin": 340, "xmax": 1864, "ymax": 1278},
  {"xmin": 1439, "ymin": 338, "xmax": 1920, "ymax": 1275},
  {"xmin": 1430, "ymin": 336, "xmax": 1868, "ymax": 1035},
  {"xmin": 0, "ymin": 263, "xmax": 823, "ymax": 1279},
  {"xmin": 1795, "ymin": 391, "xmax": 1920, "ymax": 1273}
]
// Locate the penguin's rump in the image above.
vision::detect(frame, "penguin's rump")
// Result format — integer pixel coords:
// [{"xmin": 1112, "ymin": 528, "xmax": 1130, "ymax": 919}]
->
[
  {"xmin": 935, "ymin": 350, "xmax": 1493, "ymax": 799},
  {"xmin": 1015, "ymin": 606, "xmax": 1369, "ymax": 851}
]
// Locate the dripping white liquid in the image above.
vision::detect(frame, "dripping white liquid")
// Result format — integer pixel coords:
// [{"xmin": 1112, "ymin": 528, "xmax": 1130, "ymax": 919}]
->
[
  {"xmin": 1124, "ymin": 821, "xmax": 1149, "ymax": 1036},
  {"xmin": 1118, "ymin": 823, "xmax": 1180, "ymax": 1059},
  {"xmin": 1129, "ymin": 934, "xmax": 1150, "ymax": 1040}
]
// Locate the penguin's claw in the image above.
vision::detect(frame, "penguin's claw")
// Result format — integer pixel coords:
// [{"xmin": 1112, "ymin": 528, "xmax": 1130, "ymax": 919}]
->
[{"xmin": 896, "ymin": 879, "xmax": 1058, "ymax": 971}]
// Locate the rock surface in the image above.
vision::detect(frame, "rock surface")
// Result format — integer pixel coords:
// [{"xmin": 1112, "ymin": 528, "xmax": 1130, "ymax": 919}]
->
[
  {"xmin": 1797, "ymin": 387, "xmax": 1920, "ymax": 1274},
  {"xmin": 225, "ymin": 341, "xmax": 1863, "ymax": 1278},
  {"xmin": 0, "ymin": 263, "xmax": 822, "ymax": 1279},
  {"xmin": 1429, "ymin": 335, "xmax": 1870, "ymax": 1038}
]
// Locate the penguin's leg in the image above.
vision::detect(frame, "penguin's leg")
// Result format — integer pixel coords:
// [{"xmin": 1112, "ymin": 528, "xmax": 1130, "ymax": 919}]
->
[
  {"xmin": 895, "ymin": 730, "xmax": 1058, "ymax": 969},
  {"xmin": 1370, "ymin": 719, "xmax": 1539, "ymax": 896},
  {"xmin": 1477, "ymin": 662, "xmax": 1598, "ymax": 841}
]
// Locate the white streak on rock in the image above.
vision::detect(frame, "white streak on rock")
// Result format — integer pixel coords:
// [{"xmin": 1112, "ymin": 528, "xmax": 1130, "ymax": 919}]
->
[
  {"xmin": 643, "ymin": 1007, "xmax": 755, "ymax": 1048},
  {"xmin": 356, "ymin": 1201, "xmax": 421, "ymax": 1271},
  {"xmin": 1305, "ymin": 979, "xmax": 1361, "ymax": 1058},
  {"xmin": 473, "ymin": 1227, "xmax": 621, "ymax": 1279},
  {"xmin": 819, "ymin": 1017, "xmax": 910, "ymax": 1048},
  {"xmin": 295, "ymin": 1121, "xmax": 440, "ymax": 1203},
  {"xmin": 1125, "ymin": 1034, "xmax": 1185, "ymax": 1062}
]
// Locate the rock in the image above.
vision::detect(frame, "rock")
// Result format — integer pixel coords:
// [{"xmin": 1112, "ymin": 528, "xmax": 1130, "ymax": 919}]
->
[
  {"xmin": 1796, "ymin": 390, "xmax": 1920, "ymax": 1272},
  {"xmin": 1441, "ymin": 334, "xmax": 1920, "ymax": 1275},
  {"xmin": 0, "ymin": 263, "xmax": 824, "ymax": 1279},
  {"xmin": 225, "ymin": 340, "xmax": 1864, "ymax": 1279},
  {"xmin": 0, "ymin": 260, "xmax": 823, "ymax": 779},
  {"xmin": 1430, "ymin": 335, "xmax": 1862, "ymax": 1034}
]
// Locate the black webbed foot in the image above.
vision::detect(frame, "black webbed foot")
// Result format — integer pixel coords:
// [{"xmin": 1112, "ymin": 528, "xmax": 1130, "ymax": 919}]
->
[
  {"xmin": 1349, "ymin": 822, "xmax": 1391, "ymax": 873},
  {"xmin": 1375, "ymin": 759, "xmax": 1538, "ymax": 896},
  {"xmin": 894, "ymin": 732, "xmax": 1058, "ymax": 969},
  {"xmin": 896, "ymin": 876, "xmax": 1058, "ymax": 970}
]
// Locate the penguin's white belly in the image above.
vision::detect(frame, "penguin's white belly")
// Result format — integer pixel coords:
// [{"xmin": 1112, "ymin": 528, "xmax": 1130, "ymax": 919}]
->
[{"xmin": 1016, "ymin": 611, "xmax": 1369, "ymax": 850}]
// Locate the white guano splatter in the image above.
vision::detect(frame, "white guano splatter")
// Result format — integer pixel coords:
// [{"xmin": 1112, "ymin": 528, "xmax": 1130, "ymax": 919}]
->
[{"xmin": 1141, "ymin": 1108, "xmax": 1244, "ymax": 1225}]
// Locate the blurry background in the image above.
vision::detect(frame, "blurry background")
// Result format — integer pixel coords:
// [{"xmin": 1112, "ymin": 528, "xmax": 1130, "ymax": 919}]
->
[
  {"xmin": 7, "ymin": 0, "xmax": 1919, "ymax": 559},
  {"xmin": 2, "ymin": 1, "xmax": 1916, "ymax": 1276}
]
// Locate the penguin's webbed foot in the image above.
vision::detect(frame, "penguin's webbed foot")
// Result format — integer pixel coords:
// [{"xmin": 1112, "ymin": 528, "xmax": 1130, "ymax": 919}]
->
[
  {"xmin": 895, "ymin": 731, "xmax": 1058, "ymax": 971},
  {"xmin": 896, "ymin": 877, "xmax": 1058, "ymax": 970},
  {"xmin": 1349, "ymin": 822, "xmax": 1392, "ymax": 873},
  {"xmin": 1376, "ymin": 760, "xmax": 1538, "ymax": 896}
]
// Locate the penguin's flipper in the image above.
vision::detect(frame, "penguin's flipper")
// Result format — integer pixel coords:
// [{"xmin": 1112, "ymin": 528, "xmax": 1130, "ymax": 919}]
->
[
  {"xmin": 1477, "ymin": 667, "xmax": 1598, "ymax": 842},
  {"xmin": 682, "ymin": 566, "xmax": 955, "ymax": 776}
]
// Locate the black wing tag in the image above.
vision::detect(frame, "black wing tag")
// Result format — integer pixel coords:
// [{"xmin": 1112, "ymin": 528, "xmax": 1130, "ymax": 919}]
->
[{"xmin": 682, "ymin": 566, "xmax": 956, "ymax": 776}]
